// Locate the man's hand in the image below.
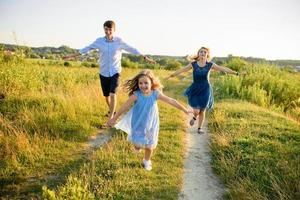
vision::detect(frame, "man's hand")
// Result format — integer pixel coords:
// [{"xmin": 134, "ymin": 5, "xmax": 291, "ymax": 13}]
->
[{"xmin": 144, "ymin": 56, "xmax": 157, "ymax": 64}]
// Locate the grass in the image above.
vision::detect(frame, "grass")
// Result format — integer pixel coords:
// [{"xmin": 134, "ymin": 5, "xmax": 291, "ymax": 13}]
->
[
  {"xmin": 41, "ymin": 68, "xmax": 187, "ymax": 199},
  {"xmin": 209, "ymin": 100, "xmax": 300, "ymax": 199},
  {"xmin": 0, "ymin": 56, "xmax": 187, "ymax": 199},
  {"xmin": 43, "ymin": 105, "xmax": 186, "ymax": 199},
  {"xmin": 1, "ymin": 52, "xmax": 300, "ymax": 199}
]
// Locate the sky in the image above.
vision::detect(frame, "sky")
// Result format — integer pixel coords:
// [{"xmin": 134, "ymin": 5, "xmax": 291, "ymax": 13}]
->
[{"xmin": 0, "ymin": 0, "xmax": 300, "ymax": 60}]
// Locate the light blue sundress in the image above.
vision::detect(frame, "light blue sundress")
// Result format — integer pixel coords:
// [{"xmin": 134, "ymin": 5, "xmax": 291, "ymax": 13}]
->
[{"xmin": 115, "ymin": 90, "xmax": 159, "ymax": 148}]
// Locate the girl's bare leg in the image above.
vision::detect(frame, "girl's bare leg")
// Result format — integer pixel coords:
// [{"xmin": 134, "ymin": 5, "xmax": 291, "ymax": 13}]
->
[
  {"xmin": 190, "ymin": 109, "xmax": 199, "ymax": 126},
  {"xmin": 193, "ymin": 109, "xmax": 199, "ymax": 118},
  {"xmin": 144, "ymin": 148, "xmax": 153, "ymax": 161},
  {"xmin": 198, "ymin": 110, "xmax": 206, "ymax": 129}
]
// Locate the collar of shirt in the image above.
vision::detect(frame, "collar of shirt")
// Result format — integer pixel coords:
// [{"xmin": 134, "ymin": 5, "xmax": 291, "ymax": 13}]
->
[{"xmin": 105, "ymin": 36, "xmax": 115, "ymax": 42}]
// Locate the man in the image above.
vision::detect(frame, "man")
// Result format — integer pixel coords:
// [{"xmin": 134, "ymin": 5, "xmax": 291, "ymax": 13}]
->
[{"xmin": 64, "ymin": 20, "xmax": 155, "ymax": 120}]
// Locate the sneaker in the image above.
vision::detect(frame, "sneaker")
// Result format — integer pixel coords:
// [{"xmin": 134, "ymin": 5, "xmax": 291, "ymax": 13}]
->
[
  {"xmin": 143, "ymin": 159, "xmax": 152, "ymax": 171},
  {"xmin": 189, "ymin": 117, "xmax": 197, "ymax": 126},
  {"xmin": 197, "ymin": 128, "xmax": 205, "ymax": 134}
]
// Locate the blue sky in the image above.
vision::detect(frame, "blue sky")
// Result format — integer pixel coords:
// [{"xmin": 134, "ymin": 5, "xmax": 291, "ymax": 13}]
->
[{"xmin": 1, "ymin": 0, "xmax": 300, "ymax": 59}]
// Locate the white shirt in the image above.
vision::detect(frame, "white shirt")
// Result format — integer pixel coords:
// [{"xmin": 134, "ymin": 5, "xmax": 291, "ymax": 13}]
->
[{"xmin": 79, "ymin": 36, "xmax": 142, "ymax": 77}]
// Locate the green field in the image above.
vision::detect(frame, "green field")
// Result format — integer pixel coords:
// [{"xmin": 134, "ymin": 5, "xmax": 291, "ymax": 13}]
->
[{"xmin": 0, "ymin": 52, "xmax": 299, "ymax": 199}]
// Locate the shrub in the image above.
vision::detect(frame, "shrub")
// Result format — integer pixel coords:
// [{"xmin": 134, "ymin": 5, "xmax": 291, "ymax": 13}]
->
[{"xmin": 64, "ymin": 61, "xmax": 71, "ymax": 67}]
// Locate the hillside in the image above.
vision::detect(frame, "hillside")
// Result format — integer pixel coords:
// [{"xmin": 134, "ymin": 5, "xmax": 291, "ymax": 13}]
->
[{"xmin": 0, "ymin": 49, "xmax": 299, "ymax": 199}]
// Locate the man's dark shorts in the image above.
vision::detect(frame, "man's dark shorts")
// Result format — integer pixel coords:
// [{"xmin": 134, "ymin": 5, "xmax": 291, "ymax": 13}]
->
[{"xmin": 99, "ymin": 73, "xmax": 120, "ymax": 97}]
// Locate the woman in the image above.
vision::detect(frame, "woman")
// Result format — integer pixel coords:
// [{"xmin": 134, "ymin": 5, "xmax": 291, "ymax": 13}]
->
[{"xmin": 166, "ymin": 47, "xmax": 242, "ymax": 134}]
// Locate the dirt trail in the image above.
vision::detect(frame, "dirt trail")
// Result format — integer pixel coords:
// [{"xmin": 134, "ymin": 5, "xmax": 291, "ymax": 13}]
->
[{"xmin": 179, "ymin": 119, "xmax": 225, "ymax": 200}]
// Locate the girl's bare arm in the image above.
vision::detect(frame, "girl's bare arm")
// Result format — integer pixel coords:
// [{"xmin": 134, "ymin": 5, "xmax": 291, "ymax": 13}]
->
[
  {"xmin": 157, "ymin": 92, "xmax": 192, "ymax": 114},
  {"xmin": 107, "ymin": 94, "xmax": 137, "ymax": 126}
]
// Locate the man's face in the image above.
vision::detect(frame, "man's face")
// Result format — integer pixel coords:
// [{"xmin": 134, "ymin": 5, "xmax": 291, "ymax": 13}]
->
[{"xmin": 104, "ymin": 26, "xmax": 115, "ymax": 38}]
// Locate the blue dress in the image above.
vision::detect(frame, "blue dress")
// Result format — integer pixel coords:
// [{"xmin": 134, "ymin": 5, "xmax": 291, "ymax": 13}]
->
[
  {"xmin": 184, "ymin": 61, "xmax": 214, "ymax": 110},
  {"xmin": 115, "ymin": 90, "xmax": 159, "ymax": 148}
]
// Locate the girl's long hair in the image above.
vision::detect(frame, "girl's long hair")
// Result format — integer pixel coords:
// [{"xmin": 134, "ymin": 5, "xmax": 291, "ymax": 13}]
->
[
  {"xmin": 123, "ymin": 70, "xmax": 163, "ymax": 96},
  {"xmin": 187, "ymin": 47, "xmax": 211, "ymax": 62}
]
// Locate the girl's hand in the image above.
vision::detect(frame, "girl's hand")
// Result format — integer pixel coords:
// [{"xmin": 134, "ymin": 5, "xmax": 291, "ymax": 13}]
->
[{"xmin": 106, "ymin": 118, "xmax": 116, "ymax": 127}]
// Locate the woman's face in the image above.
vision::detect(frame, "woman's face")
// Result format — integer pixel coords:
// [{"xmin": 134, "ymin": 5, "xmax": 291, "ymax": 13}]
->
[
  {"xmin": 198, "ymin": 49, "xmax": 208, "ymax": 59},
  {"xmin": 138, "ymin": 75, "xmax": 152, "ymax": 95}
]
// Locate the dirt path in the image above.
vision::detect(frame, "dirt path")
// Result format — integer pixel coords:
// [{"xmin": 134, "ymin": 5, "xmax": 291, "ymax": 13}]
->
[
  {"xmin": 179, "ymin": 119, "xmax": 225, "ymax": 200},
  {"xmin": 84, "ymin": 128, "xmax": 114, "ymax": 151}
]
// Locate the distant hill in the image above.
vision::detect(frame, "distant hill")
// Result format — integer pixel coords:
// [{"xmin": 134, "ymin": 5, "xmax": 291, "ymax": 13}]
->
[{"xmin": 1, "ymin": 43, "xmax": 300, "ymax": 70}]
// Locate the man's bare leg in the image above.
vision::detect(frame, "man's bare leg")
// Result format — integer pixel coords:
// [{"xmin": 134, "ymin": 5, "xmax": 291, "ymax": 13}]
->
[{"xmin": 108, "ymin": 93, "xmax": 117, "ymax": 119}]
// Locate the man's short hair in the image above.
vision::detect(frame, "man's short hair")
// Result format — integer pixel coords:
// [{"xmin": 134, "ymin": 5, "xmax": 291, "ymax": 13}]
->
[{"xmin": 103, "ymin": 20, "xmax": 115, "ymax": 29}]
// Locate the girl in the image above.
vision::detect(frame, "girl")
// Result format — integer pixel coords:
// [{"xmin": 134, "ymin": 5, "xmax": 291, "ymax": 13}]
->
[
  {"xmin": 166, "ymin": 47, "xmax": 242, "ymax": 134},
  {"xmin": 107, "ymin": 70, "xmax": 191, "ymax": 171}
]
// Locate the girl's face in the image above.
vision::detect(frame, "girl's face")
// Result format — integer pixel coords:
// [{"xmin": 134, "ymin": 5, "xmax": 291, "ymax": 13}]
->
[
  {"xmin": 198, "ymin": 49, "xmax": 208, "ymax": 59},
  {"xmin": 138, "ymin": 75, "xmax": 152, "ymax": 95}
]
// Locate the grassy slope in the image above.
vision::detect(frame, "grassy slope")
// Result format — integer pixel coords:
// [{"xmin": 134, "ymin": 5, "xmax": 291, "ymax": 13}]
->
[
  {"xmin": 209, "ymin": 100, "xmax": 300, "ymax": 200},
  {"xmin": 1, "ymin": 59, "xmax": 188, "ymax": 199},
  {"xmin": 42, "ymin": 67, "xmax": 188, "ymax": 200},
  {"xmin": 1, "ymin": 57, "xmax": 299, "ymax": 199}
]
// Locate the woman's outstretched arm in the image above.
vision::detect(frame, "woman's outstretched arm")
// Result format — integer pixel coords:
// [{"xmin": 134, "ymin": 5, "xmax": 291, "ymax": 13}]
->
[
  {"xmin": 165, "ymin": 63, "xmax": 193, "ymax": 80},
  {"xmin": 212, "ymin": 63, "xmax": 244, "ymax": 75}
]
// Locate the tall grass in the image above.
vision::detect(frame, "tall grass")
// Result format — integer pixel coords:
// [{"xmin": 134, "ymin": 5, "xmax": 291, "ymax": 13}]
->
[
  {"xmin": 1, "ymin": 50, "xmax": 185, "ymax": 198},
  {"xmin": 213, "ymin": 60, "xmax": 300, "ymax": 120},
  {"xmin": 0, "ymin": 51, "xmax": 109, "ymax": 196}
]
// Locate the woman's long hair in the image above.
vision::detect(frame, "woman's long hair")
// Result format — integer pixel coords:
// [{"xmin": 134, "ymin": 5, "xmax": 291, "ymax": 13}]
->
[
  {"xmin": 123, "ymin": 70, "xmax": 163, "ymax": 96},
  {"xmin": 187, "ymin": 47, "xmax": 211, "ymax": 62}
]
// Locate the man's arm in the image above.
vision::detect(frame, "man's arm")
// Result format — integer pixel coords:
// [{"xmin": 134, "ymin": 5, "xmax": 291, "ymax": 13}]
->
[
  {"xmin": 63, "ymin": 38, "xmax": 100, "ymax": 60},
  {"xmin": 120, "ymin": 39, "xmax": 156, "ymax": 64}
]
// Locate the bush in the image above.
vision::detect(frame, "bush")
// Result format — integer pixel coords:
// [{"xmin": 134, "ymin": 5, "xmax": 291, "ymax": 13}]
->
[
  {"xmin": 121, "ymin": 57, "xmax": 138, "ymax": 68},
  {"xmin": 64, "ymin": 61, "xmax": 71, "ymax": 67},
  {"xmin": 213, "ymin": 63, "xmax": 300, "ymax": 115},
  {"xmin": 165, "ymin": 59, "xmax": 181, "ymax": 70},
  {"xmin": 226, "ymin": 57, "xmax": 248, "ymax": 71},
  {"xmin": 91, "ymin": 63, "xmax": 97, "ymax": 68}
]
